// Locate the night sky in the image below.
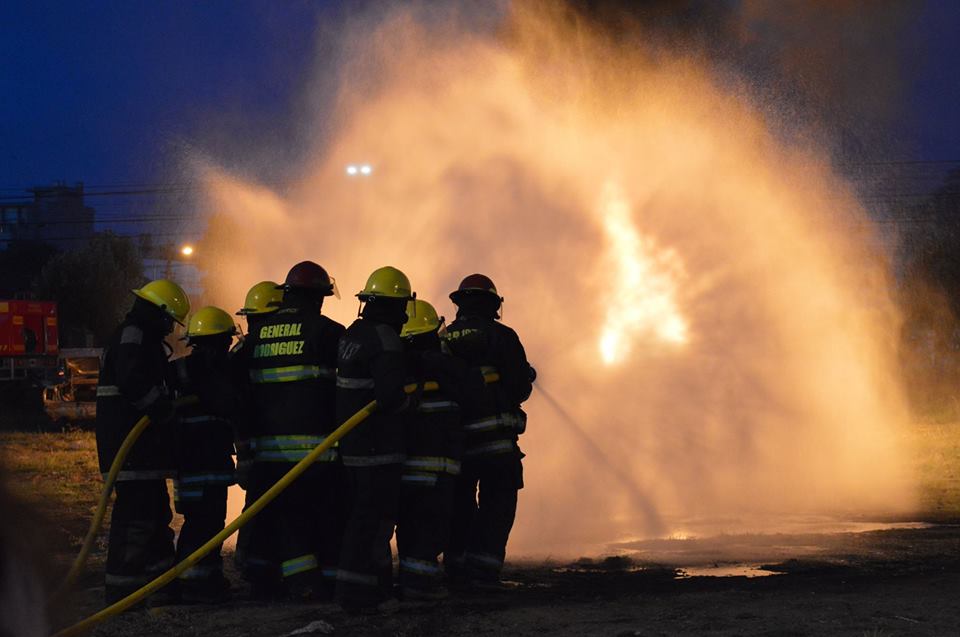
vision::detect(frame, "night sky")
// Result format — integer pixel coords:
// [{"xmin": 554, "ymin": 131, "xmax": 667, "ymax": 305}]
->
[{"xmin": 2, "ymin": 1, "xmax": 959, "ymax": 191}]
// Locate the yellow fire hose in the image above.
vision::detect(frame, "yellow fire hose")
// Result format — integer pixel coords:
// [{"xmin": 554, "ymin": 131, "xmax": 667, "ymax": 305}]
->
[
  {"xmin": 50, "ymin": 396, "xmax": 200, "ymax": 604},
  {"xmin": 53, "ymin": 374, "xmax": 497, "ymax": 637}
]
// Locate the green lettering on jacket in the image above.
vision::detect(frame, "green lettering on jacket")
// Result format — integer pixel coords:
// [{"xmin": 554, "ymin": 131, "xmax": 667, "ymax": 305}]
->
[
  {"xmin": 252, "ymin": 340, "xmax": 305, "ymax": 358},
  {"xmin": 258, "ymin": 323, "xmax": 303, "ymax": 340}
]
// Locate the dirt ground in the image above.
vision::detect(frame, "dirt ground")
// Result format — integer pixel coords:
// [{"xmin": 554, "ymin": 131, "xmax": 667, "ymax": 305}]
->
[
  {"xmin": 59, "ymin": 526, "xmax": 960, "ymax": 637},
  {"xmin": 4, "ymin": 430, "xmax": 960, "ymax": 636}
]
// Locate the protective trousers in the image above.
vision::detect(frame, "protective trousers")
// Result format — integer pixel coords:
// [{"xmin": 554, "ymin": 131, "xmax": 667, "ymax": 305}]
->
[
  {"xmin": 446, "ymin": 451, "xmax": 523, "ymax": 582},
  {"xmin": 243, "ymin": 462, "xmax": 342, "ymax": 597},
  {"xmin": 336, "ymin": 464, "xmax": 402, "ymax": 609},
  {"xmin": 104, "ymin": 480, "xmax": 175, "ymax": 602},
  {"xmin": 396, "ymin": 473, "xmax": 455, "ymax": 592},
  {"xmin": 174, "ymin": 483, "xmax": 229, "ymax": 589}
]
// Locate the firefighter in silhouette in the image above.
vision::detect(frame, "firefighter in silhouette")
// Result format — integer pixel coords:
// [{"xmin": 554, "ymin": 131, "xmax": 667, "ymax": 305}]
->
[
  {"xmin": 167, "ymin": 306, "xmax": 238, "ymax": 603},
  {"xmin": 241, "ymin": 262, "xmax": 345, "ymax": 600},
  {"xmin": 335, "ymin": 266, "xmax": 414, "ymax": 613},
  {"xmin": 444, "ymin": 274, "xmax": 534, "ymax": 587},
  {"xmin": 395, "ymin": 299, "xmax": 482, "ymax": 600},
  {"xmin": 96, "ymin": 279, "xmax": 189, "ymax": 604},
  {"xmin": 232, "ymin": 280, "xmax": 283, "ymax": 574}
]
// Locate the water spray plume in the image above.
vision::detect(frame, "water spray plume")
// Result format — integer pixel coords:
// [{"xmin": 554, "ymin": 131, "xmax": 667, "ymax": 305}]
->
[{"xmin": 194, "ymin": 3, "xmax": 916, "ymax": 556}]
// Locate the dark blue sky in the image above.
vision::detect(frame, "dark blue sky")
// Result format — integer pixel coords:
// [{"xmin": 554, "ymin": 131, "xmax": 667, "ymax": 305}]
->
[
  {"xmin": 1, "ymin": 1, "xmax": 959, "ymax": 191},
  {"xmin": 0, "ymin": 1, "xmax": 333, "ymax": 188}
]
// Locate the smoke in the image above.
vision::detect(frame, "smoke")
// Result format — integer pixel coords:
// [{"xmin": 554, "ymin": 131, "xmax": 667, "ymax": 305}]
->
[{"xmin": 193, "ymin": 2, "xmax": 915, "ymax": 556}]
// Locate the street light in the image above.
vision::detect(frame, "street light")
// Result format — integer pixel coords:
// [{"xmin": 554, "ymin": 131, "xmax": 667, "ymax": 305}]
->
[
  {"xmin": 346, "ymin": 163, "xmax": 373, "ymax": 177},
  {"xmin": 164, "ymin": 244, "xmax": 195, "ymax": 278}
]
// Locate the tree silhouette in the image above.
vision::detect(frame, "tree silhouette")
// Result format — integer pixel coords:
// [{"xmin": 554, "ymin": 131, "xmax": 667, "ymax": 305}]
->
[{"xmin": 35, "ymin": 233, "xmax": 146, "ymax": 346}]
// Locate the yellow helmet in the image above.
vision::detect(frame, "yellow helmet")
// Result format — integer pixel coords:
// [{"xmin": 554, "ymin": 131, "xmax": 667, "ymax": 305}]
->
[
  {"xmin": 401, "ymin": 299, "xmax": 442, "ymax": 337},
  {"xmin": 187, "ymin": 306, "xmax": 237, "ymax": 338},
  {"xmin": 357, "ymin": 266, "xmax": 413, "ymax": 300},
  {"xmin": 132, "ymin": 279, "xmax": 190, "ymax": 323},
  {"xmin": 237, "ymin": 281, "xmax": 284, "ymax": 315}
]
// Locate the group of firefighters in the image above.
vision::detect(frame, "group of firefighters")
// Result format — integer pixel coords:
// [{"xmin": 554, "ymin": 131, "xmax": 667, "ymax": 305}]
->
[{"xmin": 94, "ymin": 262, "xmax": 534, "ymax": 614}]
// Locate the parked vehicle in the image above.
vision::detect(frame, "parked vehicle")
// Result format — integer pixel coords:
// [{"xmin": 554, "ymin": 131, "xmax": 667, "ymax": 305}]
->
[
  {"xmin": 0, "ymin": 300, "xmax": 58, "ymax": 383},
  {"xmin": 42, "ymin": 348, "xmax": 101, "ymax": 424}
]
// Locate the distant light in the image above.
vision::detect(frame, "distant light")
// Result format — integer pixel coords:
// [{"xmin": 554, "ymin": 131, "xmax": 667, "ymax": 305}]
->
[
  {"xmin": 360, "ymin": 164, "xmax": 373, "ymax": 175},
  {"xmin": 181, "ymin": 245, "xmax": 194, "ymax": 257},
  {"xmin": 346, "ymin": 165, "xmax": 359, "ymax": 176}
]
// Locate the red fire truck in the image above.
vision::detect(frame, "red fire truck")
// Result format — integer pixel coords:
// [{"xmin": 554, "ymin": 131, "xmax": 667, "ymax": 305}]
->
[{"xmin": 0, "ymin": 300, "xmax": 59, "ymax": 383}]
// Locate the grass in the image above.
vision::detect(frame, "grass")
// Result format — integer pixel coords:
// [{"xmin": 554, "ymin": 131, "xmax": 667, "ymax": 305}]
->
[{"xmin": 0, "ymin": 430, "xmax": 102, "ymax": 558}]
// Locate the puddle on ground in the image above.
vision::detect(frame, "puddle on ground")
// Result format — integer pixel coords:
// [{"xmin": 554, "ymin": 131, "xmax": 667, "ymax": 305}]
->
[{"xmin": 676, "ymin": 565, "xmax": 780, "ymax": 579}]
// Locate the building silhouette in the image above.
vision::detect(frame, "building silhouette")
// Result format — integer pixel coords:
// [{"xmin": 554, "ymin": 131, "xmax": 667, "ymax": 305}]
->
[{"xmin": 0, "ymin": 183, "xmax": 94, "ymax": 252}]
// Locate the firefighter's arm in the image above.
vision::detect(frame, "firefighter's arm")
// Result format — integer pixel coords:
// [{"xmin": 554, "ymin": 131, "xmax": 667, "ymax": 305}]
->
[
  {"xmin": 114, "ymin": 325, "xmax": 174, "ymax": 423},
  {"xmin": 370, "ymin": 326, "xmax": 410, "ymax": 413},
  {"xmin": 497, "ymin": 328, "xmax": 533, "ymax": 405}
]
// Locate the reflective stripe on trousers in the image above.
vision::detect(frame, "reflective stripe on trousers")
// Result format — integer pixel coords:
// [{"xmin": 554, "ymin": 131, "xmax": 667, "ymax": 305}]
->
[
  {"xmin": 282, "ymin": 554, "xmax": 318, "ymax": 578},
  {"xmin": 403, "ymin": 456, "xmax": 461, "ymax": 475},
  {"xmin": 175, "ymin": 472, "xmax": 234, "ymax": 501},
  {"xmin": 178, "ymin": 563, "xmax": 219, "ymax": 580},
  {"xmin": 249, "ymin": 365, "xmax": 334, "ymax": 384},
  {"xmin": 174, "ymin": 487, "xmax": 204, "ymax": 502},
  {"xmin": 465, "ymin": 552, "xmax": 503, "ymax": 570},
  {"xmin": 336, "ymin": 569, "xmax": 378, "ymax": 587},
  {"xmin": 464, "ymin": 439, "xmax": 516, "ymax": 456},
  {"xmin": 417, "ymin": 399, "xmax": 459, "ymax": 413},
  {"xmin": 400, "ymin": 557, "xmax": 442, "ymax": 576},
  {"xmin": 341, "ymin": 453, "xmax": 405, "ymax": 467},
  {"xmin": 178, "ymin": 472, "xmax": 235, "ymax": 485},
  {"xmin": 96, "ymin": 385, "xmax": 121, "ymax": 397},
  {"xmin": 464, "ymin": 412, "xmax": 524, "ymax": 433},
  {"xmin": 401, "ymin": 472, "xmax": 438, "ymax": 486},
  {"xmin": 180, "ymin": 415, "xmax": 228, "ymax": 425},
  {"xmin": 251, "ymin": 435, "xmax": 338, "ymax": 463}
]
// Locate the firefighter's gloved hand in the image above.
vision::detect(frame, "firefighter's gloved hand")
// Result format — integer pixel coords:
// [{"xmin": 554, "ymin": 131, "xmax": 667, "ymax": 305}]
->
[
  {"xmin": 147, "ymin": 397, "xmax": 176, "ymax": 427},
  {"xmin": 528, "ymin": 365, "xmax": 537, "ymax": 383}
]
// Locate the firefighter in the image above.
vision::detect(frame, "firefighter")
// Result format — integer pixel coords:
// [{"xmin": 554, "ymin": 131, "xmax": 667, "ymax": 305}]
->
[
  {"xmin": 95, "ymin": 279, "xmax": 189, "ymax": 604},
  {"xmin": 444, "ymin": 274, "xmax": 534, "ymax": 587},
  {"xmin": 166, "ymin": 306, "xmax": 239, "ymax": 603},
  {"xmin": 232, "ymin": 281, "xmax": 284, "ymax": 575},
  {"xmin": 335, "ymin": 266, "xmax": 414, "ymax": 613},
  {"xmin": 395, "ymin": 299, "xmax": 481, "ymax": 600},
  {"xmin": 241, "ymin": 262, "xmax": 344, "ymax": 600}
]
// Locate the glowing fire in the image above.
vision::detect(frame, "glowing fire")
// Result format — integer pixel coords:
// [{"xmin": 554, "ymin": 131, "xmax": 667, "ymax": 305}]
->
[{"xmin": 598, "ymin": 182, "xmax": 688, "ymax": 365}]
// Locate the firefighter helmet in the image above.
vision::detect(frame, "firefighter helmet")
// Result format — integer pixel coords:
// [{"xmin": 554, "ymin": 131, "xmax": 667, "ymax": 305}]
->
[
  {"xmin": 401, "ymin": 299, "xmax": 442, "ymax": 337},
  {"xmin": 283, "ymin": 261, "xmax": 337, "ymax": 297},
  {"xmin": 237, "ymin": 281, "xmax": 283, "ymax": 315},
  {"xmin": 358, "ymin": 266, "xmax": 413, "ymax": 300},
  {"xmin": 187, "ymin": 306, "xmax": 237, "ymax": 338},
  {"xmin": 132, "ymin": 279, "xmax": 190, "ymax": 323},
  {"xmin": 449, "ymin": 273, "xmax": 502, "ymax": 304}
]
